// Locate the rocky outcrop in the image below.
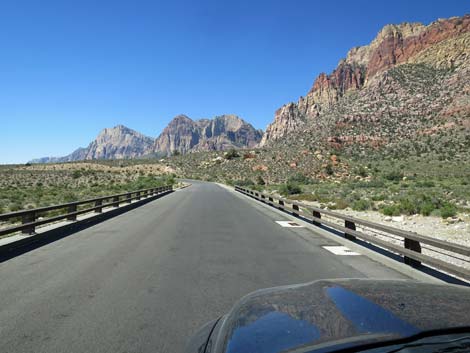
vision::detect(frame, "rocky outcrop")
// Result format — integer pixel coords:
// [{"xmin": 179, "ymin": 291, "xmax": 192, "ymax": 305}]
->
[
  {"xmin": 260, "ymin": 15, "xmax": 470, "ymax": 146},
  {"xmin": 82, "ymin": 125, "xmax": 155, "ymax": 160},
  {"xmin": 31, "ymin": 125, "xmax": 155, "ymax": 162},
  {"xmin": 154, "ymin": 114, "xmax": 262, "ymax": 156},
  {"xmin": 31, "ymin": 116, "xmax": 263, "ymax": 162}
]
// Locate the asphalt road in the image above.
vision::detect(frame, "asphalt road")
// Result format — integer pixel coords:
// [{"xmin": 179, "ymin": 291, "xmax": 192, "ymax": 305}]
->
[{"xmin": 0, "ymin": 181, "xmax": 409, "ymax": 353}]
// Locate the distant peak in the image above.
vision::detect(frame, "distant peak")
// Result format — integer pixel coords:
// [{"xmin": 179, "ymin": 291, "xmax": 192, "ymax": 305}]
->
[{"xmin": 172, "ymin": 114, "xmax": 193, "ymax": 121}]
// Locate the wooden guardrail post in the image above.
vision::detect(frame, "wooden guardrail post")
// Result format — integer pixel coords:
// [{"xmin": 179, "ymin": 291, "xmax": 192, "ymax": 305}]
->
[
  {"xmin": 21, "ymin": 211, "xmax": 36, "ymax": 235},
  {"xmin": 67, "ymin": 205, "xmax": 77, "ymax": 220},
  {"xmin": 404, "ymin": 238, "xmax": 422, "ymax": 267},
  {"xmin": 136, "ymin": 191, "xmax": 141, "ymax": 200},
  {"xmin": 312, "ymin": 210, "xmax": 321, "ymax": 226},
  {"xmin": 95, "ymin": 200, "xmax": 103, "ymax": 213},
  {"xmin": 113, "ymin": 196, "xmax": 119, "ymax": 207},
  {"xmin": 126, "ymin": 193, "xmax": 132, "ymax": 203},
  {"xmin": 278, "ymin": 200, "xmax": 284, "ymax": 210},
  {"xmin": 344, "ymin": 220, "xmax": 357, "ymax": 241},
  {"xmin": 293, "ymin": 204, "xmax": 300, "ymax": 217}
]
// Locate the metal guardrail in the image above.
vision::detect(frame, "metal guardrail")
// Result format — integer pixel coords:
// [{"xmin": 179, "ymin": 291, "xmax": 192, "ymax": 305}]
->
[
  {"xmin": 235, "ymin": 186, "xmax": 470, "ymax": 281},
  {"xmin": 0, "ymin": 185, "xmax": 173, "ymax": 237}
]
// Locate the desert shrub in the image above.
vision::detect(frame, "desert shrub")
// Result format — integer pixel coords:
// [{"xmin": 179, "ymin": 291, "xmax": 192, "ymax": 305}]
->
[
  {"xmin": 291, "ymin": 193, "xmax": 317, "ymax": 202},
  {"xmin": 351, "ymin": 199, "xmax": 371, "ymax": 211},
  {"xmin": 256, "ymin": 175, "xmax": 265, "ymax": 185},
  {"xmin": 383, "ymin": 170, "xmax": 403, "ymax": 182},
  {"xmin": 224, "ymin": 149, "xmax": 240, "ymax": 160},
  {"xmin": 72, "ymin": 170, "xmax": 81, "ymax": 179},
  {"xmin": 325, "ymin": 163, "xmax": 334, "ymax": 175},
  {"xmin": 381, "ymin": 205, "xmax": 401, "ymax": 216},
  {"xmin": 355, "ymin": 166, "xmax": 368, "ymax": 177},
  {"xmin": 371, "ymin": 193, "xmax": 386, "ymax": 201},
  {"xmin": 440, "ymin": 203, "xmax": 457, "ymax": 218},
  {"xmin": 288, "ymin": 173, "xmax": 312, "ymax": 184},
  {"xmin": 280, "ymin": 183, "xmax": 302, "ymax": 196},
  {"xmin": 237, "ymin": 179, "xmax": 255, "ymax": 187},
  {"xmin": 415, "ymin": 180, "xmax": 436, "ymax": 188},
  {"xmin": 334, "ymin": 198, "xmax": 349, "ymax": 210},
  {"xmin": 419, "ymin": 201, "xmax": 436, "ymax": 216}
]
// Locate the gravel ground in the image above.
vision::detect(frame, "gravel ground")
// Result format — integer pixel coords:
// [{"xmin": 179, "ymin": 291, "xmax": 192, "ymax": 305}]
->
[{"xmin": 295, "ymin": 199, "xmax": 470, "ymax": 273}]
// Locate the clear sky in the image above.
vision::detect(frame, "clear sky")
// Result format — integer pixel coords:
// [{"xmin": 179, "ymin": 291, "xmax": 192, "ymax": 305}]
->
[{"xmin": 1, "ymin": 0, "xmax": 468, "ymax": 163}]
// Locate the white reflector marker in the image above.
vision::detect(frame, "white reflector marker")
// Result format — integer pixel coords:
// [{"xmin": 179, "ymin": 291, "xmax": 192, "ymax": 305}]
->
[
  {"xmin": 275, "ymin": 221, "xmax": 303, "ymax": 228},
  {"xmin": 323, "ymin": 246, "xmax": 360, "ymax": 256}
]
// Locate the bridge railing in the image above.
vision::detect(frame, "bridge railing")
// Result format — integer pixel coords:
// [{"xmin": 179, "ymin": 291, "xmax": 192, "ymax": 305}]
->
[
  {"xmin": 235, "ymin": 185, "xmax": 470, "ymax": 281},
  {"xmin": 0, "ymin": 185, "xmax": 173, "ymax": 237}
]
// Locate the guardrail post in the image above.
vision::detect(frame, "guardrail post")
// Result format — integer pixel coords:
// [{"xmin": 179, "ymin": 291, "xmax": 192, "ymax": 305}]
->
[
  {"xmin": 268, "ymin": 197, "xmax": 274, "ymax": 206},
  {"xmin": 21, "ymin": 211, "xmax": 36, "ymax": 235},
  {"xmin": 312, "ymin": 211, "xmax": 321, "ymax": 226},
  {"xmin": 278, "ymin": 200, "xmax": 284, "ymax": 210},
  {"xmin": 293, "ymin": 204, "xmax": 300, "ymax": 217},
  {"xmin": 126, "ymin": 193, "xmax": 132, "ymax": 203},
  {"xmin": 404, "ymin": 238, "xmax": 422, "ymax": 267},
  {"xmin": 113, "ymin": 196, "xmax": 119, "ymax": 207},
  {"xmin": 136, "ymin": 191, "xmax": 141, "ymax": 200},
  {"xmin": 95, "ymin": 200, "xmax": 103, "ymax": 213},
  {"xmin": 67, "ymin": 205, "xmax": 77, "ymax": 221},
  {"xmin": 344, "ymin": 220, "xmax": 356, "ymax": 241}
]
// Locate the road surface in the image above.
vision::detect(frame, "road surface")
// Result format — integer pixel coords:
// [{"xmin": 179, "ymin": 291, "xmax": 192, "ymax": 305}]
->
[{"xmin": 0, "ymin": 181, "xmax": 409, "ymax": 353}]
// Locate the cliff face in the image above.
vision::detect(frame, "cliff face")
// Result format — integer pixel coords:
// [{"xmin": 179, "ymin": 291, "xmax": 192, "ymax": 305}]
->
[
  {"xmin": 82, "ymin": 125, "xmax": 155, "ymax": 160},
  {"xmin": 153, "ymin": 114, "xmax": 262, "ymax": 156},
  {"xmin": 31, "ymin": 115, "xmax": 263, "ymax": 162},
  {"xmin": 31, "ymin": 125, "xmax": 155, "ymax": 163},
  {"xmin": 260, "ymin": 15, "xmax": 470, "ymax": 146}
]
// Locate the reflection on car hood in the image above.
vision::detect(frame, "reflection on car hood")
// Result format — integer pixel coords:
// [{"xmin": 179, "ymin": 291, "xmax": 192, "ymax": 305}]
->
[{"xmin": 213, "ymin": 279, "xmax": 470, "ymax": 353}]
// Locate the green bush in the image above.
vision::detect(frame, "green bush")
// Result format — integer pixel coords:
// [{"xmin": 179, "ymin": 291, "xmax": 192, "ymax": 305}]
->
[
  {"xmin": 237, "ymin": 179, "xmax": 255, "ymax": 187},
  {"xmin": 224, "ymin": 149, "xmax": 240, "ymax": 160},
  {"xmin": 351, "ymin": 199, "xmax": 371, "ymax": 211},
  {"xmin": 256, "ymin": 175, "xmax": 265, "ymax": 185},
  {"xmin": 381, "ymin": 205, "xmax": 401, "ymax": 216},
  {"xmin": 415, "ymin": 180, "xmax": 436, "ymax": 188},
  {"xmin": 280, "ymin": 183, "xmax": 302, "ymax": 196},
  {"xmin": 383, "ymin": 170, "xmax": 403, "ymax": 182},
  {"xmin": 440, "ymin": 204, "xmax": 457, "ymax": 218},
  {"xmin": 288, "ymin": 173, "xmax": 312, "ymax": 184},
  {"xmin": 334, "ymin": 198, "xmax": 349, "ymax": 210},
  {"xmin": 355, "ymin": 166, "xmax": 368, "ymax": 177},
  {"xmin": 325, "ymin": 163, "xmax": 334, "ymax": 175}
]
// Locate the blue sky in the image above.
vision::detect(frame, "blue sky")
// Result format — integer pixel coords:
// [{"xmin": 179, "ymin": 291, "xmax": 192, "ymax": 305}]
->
[{"xmin": 1, "ymin": 0, "xmax": 468, "ymax": 163}]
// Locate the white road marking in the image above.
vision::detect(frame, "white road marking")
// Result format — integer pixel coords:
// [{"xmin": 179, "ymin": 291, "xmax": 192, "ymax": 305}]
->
[
  {"xmin": 275, "ymin": 221, "xmax": 303, "ymax": 228},
  {"xmin": 323, "ymin": 246, "xmax": 360, "ymax": 256}
]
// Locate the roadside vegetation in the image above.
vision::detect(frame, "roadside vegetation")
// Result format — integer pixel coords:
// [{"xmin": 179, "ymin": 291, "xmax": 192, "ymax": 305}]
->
[
  {"xmin": 0, "ymin": 163, "xmax": 176, "ymax": 214},
  {"xmin": 225, "ymin": 155, "xmax": 470, "ymax": 219}
]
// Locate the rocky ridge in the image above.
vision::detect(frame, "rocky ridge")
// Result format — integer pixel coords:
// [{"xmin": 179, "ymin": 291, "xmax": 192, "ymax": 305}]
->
[
  {"xmin": 153, "ymin": 114, "xmax": 262, "ymax": 156},
  {"xmin": 31, "ymin": 115, "xmax": 262, "ymax": 162},
  {"xmin": 260, "ymin": 15, "xmax": 470, "ymax": 145},
  {"xmin": 31, "ymin": 125, "xmax": 155, "ymax": 163}
]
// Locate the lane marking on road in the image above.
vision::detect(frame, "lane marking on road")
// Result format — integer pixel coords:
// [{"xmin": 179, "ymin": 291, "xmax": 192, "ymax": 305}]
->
[
  {"xmin": 322, "ymin": 246, "xmax": 361, "ymax": 256},
  {"xmin": 275, "ymin": 221, "xmax": 303, "ymax": 228}
]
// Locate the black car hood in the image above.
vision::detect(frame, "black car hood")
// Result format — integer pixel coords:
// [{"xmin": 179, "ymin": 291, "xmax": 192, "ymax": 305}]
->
[{"xmin": 211, "ymin": 279, "xmax": 470, "ymax": 353}]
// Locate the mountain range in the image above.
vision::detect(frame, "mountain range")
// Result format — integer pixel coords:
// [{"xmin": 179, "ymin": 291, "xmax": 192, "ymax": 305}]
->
[
  {"xmin": 32, "ymin": 14, "xmax": 469, "ymax": 170},
  {"xmin": 31, "ymin": 115, "xmax": 263, "ymax": 162}
]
